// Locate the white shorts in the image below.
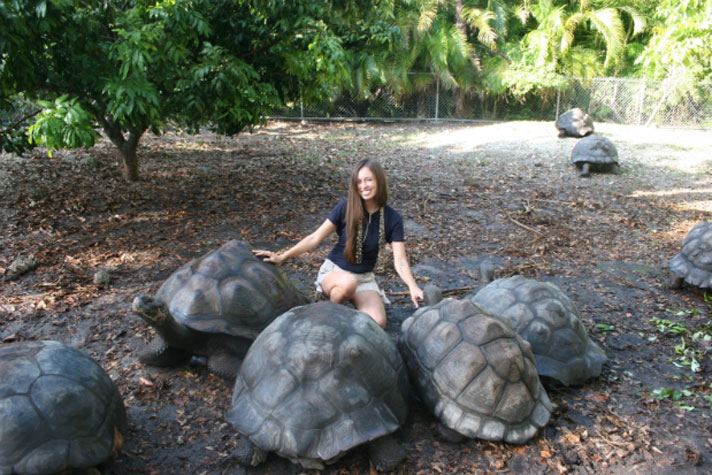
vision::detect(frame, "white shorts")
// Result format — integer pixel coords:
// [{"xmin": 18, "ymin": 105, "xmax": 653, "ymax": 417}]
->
[{"xmin": 315, "ymin": 259, "xmax": 391, "ymax": 305}]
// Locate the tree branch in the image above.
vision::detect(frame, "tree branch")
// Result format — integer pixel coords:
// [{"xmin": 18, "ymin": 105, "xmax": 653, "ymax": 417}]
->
[{"xmin": 0, "ymin": 109, "xmax": 41, "ymax": 136}]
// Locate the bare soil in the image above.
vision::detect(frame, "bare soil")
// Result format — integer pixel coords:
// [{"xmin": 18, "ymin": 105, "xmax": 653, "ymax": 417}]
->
[{"xmin": 2, "ymin": 120, "xmax": 712, "ymax": 474}]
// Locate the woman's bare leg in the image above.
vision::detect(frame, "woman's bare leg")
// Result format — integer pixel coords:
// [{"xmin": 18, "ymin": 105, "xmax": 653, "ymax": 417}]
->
[
  {"xmin": 352, "ymin": 290, "xmax": 387, "ymax": 328},
  {"xmin": 321, "ymin": 271, "xmax": 358, "ymax": 304}
]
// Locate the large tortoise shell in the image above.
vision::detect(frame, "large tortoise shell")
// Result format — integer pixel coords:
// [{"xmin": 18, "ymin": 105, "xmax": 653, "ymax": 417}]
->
[
  {"xmin": 470, "ymin": 276, "xmax": 607, "ymax": 386},
  {"xmin": 399, "ymin": 298, "xmax": 551, "ymax": 444},
  {"xmin": 155, "ymin": 240, "xmax": 309, "ymax": 339},
  {"xmin": 670, "ymin": 221, "xmax": 712, "ymax": 288},
  {"xmin": 228, "ymin": 301, "xmax": 409, "ymax": 465},
  {"xmin": 0, "ymin": 340, "xmax": 126, "ymax": 474}
]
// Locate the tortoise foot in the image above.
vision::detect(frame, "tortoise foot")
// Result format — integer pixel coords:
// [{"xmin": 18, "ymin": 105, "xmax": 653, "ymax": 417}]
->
[
  {"xmin": 668, "ymin": 275, "xmax": 684, "ymax": 290},
  {"xmin": 368, "ymin": 435, "xmax": 405, "ymax": 472},
  {"xmin": 207, "ymin": 352, "xmax": 242, "ymax": 380},
  {"xmin": 232, "ymin": 437, "xmax": 267, "ymax": 467},
  {"xmin": 437, "ymin": 423, "xmax": 465, "ymax": 443},
  {"xmin": 138, "ymin": 339, "xmax": 191, "ymax": 367}
]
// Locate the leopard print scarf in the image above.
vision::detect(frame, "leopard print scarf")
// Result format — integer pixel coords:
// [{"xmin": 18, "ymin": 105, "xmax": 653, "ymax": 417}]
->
[{"xmin": 355, "ymin": 207, "xmax": 385, "ymax": 265}]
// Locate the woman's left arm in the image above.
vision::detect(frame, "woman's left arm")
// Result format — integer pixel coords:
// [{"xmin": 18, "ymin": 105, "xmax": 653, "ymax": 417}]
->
[{"xmin": 392, "ymin": 241, "xmax": 424, "ymax": 307}]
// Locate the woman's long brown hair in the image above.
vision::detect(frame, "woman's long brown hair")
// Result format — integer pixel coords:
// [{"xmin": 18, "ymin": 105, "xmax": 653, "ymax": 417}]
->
[{"xmin": 344, "ymin": 159, "xmax": 389, "ymax": 264}]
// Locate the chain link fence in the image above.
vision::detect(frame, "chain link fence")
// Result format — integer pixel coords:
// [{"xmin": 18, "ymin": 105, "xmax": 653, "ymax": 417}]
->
[
  {"xmin": 3, "ymin": 77, "xmax": 710, "ymax": 133},
  {"xmin": 274, "ymin": 76, "xmax": 712, "ymax": 129}
]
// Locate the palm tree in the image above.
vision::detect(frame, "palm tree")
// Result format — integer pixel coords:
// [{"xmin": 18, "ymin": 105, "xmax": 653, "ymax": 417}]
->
[
  {"xmin": 395, "ymin": 0, "xmax": 503, "ymax": 117},
  {"xmin": 515, "ymin": 0, "xmax": 645, "ymax": 79}
]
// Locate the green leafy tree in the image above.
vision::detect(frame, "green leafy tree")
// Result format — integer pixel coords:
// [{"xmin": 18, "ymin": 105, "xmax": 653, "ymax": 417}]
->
[
  {"xmin": 516, "ymin": 0, "xmax": 645, "ymax": 76},
  {"xmin": 0, "ymin": 0, "xmax": 374, "ymax": 181},
  {"xmin": 383, "ymin": 0, "xmax": 503, "ymax": 117},
  {"xmin": 639, "ymin": 0, "xmax": 711, "ymax": 83}
]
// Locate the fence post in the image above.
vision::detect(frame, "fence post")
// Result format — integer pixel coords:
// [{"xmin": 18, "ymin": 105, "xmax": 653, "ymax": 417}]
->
[
  {"xmin": 637, "ymin": 77, "xmax": 646, "ymax": 126},
  {"xmin": 556, "ymin": 88, "xmax": 561, "ymax": 119},
  {"xmin": 435, "ymin": 76, "xmax": 440, "ymax": 121},
  {"xmin": 300, "ymin": 98, "xmax": 304, "ymax": 121}
]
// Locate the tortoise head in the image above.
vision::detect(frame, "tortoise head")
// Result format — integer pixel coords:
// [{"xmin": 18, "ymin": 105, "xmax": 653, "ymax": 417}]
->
[{"xmin": 131, "ymin": 295, "xmax": 170, "ymax": 325}]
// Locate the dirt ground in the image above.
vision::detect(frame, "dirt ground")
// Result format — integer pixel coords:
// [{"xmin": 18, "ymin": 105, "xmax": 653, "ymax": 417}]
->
[{"xmin": 2, "ymin": 120, "xmax": 712, "ymax": 474}]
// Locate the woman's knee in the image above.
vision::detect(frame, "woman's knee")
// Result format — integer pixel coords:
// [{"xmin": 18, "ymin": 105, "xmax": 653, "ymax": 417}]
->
[{"xmin": 323, "ymin": 272, "xmax": 358, "ymax": 302}]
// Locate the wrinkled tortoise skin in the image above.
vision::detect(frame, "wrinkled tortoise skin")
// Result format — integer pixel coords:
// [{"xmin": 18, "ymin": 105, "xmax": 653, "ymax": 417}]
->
[
  {"xmin": 399, "ymin": 298, "xmax": 551, "ymax": 444},
  {"xmin": 670, "ymin": 221, "xmax": 712, "ymax": 289},
  {"xmin": 228, "ymin": 301, "xmax": 409, "ymax": 467},
  {"xmin": 155, "ymin": 240, "xmax": 308, "ymax": 338},
  {"xmin": 0, "ymin": 340, "xmax": 127, "ymax": 475},
  {"xmin": 470, "ymin": 276, "xmax": 607, "ymax": 386}
]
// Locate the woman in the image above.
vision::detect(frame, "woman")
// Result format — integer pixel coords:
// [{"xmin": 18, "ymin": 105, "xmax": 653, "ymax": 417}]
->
[{"xmin": 253, "ymin": 158, "xmax": 423, "ymax": 328}]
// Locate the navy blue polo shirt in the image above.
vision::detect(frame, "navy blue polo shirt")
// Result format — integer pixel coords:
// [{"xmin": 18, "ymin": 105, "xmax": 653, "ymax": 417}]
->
[{"xmin": 325, "ymin": 199, "xmax": 404, "ymax": 273}]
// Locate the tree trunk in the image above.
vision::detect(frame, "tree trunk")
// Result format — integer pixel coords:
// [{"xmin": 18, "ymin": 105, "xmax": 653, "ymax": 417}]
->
[
  {"xmin": 120, "ymin": 144, "xmax": 140, "ymax": 182},
  {"xmin": 455, "ymin": 90, "xmax": 470, "ymax": 118},
  {"xmin": 100, "ymin": 117, "xmax": 145, "ymax": 182},
  {"xmin": 454, "ymin": 0, "xmax": 470, "ymax": 119}
]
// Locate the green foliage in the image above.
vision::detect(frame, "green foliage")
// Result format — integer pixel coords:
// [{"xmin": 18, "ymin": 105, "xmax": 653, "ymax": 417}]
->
[
  {"xmin": 650, "ymin": 315, "xmax": 712, "ymax": 376},
  {"xmin": 650, "ymin": 317, "xmax": 689, "ymax": 335},
  {"xmin": 639, "ymin": 0, "xmax": 712, "ymax": 82},
  {"xmin": 595, "ymin": 323, "xmax": 616, "ymax": 332},
  {"xmin": 500, "ymin": 59, "xmax": 569, "ymax": 98},
  {"xmin": 650, "ymin": 387, "xmax": 696, "ymax": 411},
  {"xmin": 1, "ymin": 0, "xmax": 387, "ymax": 179},
  {"xmin": 28, "ymin": 95, "xmax": 99, "ymax": 156}
]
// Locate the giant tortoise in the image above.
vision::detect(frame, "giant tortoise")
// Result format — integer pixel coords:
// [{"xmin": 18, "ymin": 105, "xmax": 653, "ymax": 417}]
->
[
  {"xmin": 669, "ymin": 221, "xmax": 712, "ymax": 290},
  {"xmin": 132, "ymin": 240, "xmax": 309, "ymax": 378},
  {"xmin": 399, "ymin": 298, "xmax": 552, "ymax": 444},
  {"xmin": 0, "ymin": 340, "xmax": 127, "ymax": 474},
  {"xmin": 227, "ymin": 301, "xmax": 410, "ymax": 470},
  {"xmin": 469, "ymin": 276, "xmax": 607, "ymax": 386}
]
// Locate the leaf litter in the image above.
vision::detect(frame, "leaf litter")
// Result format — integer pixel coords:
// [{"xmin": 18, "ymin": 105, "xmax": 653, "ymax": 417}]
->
[{"xmin": 1, "ymin": 120, "xmax": 712, "ymax": 473}]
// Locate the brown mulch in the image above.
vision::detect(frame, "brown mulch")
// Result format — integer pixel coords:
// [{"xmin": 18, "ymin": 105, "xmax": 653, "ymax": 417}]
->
[{"xmin": 1, "ymin": 120, "xmax": 712, "ymax": 474}]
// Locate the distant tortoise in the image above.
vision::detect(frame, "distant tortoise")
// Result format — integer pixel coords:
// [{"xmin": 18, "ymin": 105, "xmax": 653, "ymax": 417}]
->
[
  {"xmin": 669, "ymin": 221, "xmax": 712, "ymax": 290},
  {"xmin": 227, "ymin": 301, "xmax": 410, "ymax": 470},
  {"xmin": 571, "ymin": 134, "xmax": 619, "ymax": 177},
  {"xmin": 132, "ymin": 240, "xmax": 309, "ymax": 378},
  {"xmin": 0, "ymin": 340, "xmax": 127, "ymax": 475},
  {"xmin": 556, "ymin": 108, "xmax": 594, "ymax": 138},
  {"xmin": 399, "ymin": 298, "xmax": 552, "ymax": 444},
  {"xmin": 469, "ymin": 276, "xmax": 607, "ymax": 386}
]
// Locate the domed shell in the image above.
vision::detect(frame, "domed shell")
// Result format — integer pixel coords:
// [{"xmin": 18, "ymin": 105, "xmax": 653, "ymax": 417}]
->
[
  {"xmin": 556, "ymin": 107, "xmax": 594, "ymax": 138},
  {"xmin": 399, "ymin": 299, "xmax": 551, "ymax": 444},
  {"xmin": 670, "ymin": 221, "xmax": 712, "ymax": 288},
  {"xmin": 470, "ymin": 276, "xmax": 607, "ymax": 386},
  {"xmin": 156, "ymin": 240, "xmax": 308, "ymax": 338},
  {"xmin": 227, "ymin": 301, "xmax": 409, "ymax": 465},
  {"xmin": 0, "ymin": 340, "xmax": 127, "ymax": 475},
  {"xmin": 571, "ymin": 135, "xmax": 619, "ymax": 166}
]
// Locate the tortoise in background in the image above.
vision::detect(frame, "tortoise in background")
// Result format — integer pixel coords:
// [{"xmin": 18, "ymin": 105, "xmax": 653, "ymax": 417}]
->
[
  {"xmin": 469, "ymin": 276, "xmax": 607, "ymax": 386},
  {"xmin": 132, "ymin": 240, "xmax": 309, "ymax": 378},
  {"xmin": 227, "ymin": 301, "xmax": 410, "ymax": 470},
  {"xmin": 669, "ymin": 221, "xmax": 712, "ymax": 290},
  {"xmin": 399, "ymin": 298, "xmax": 551, "ymax": 444},
  {"xmin": 556, "ymin": 108, "xmax": 594, "ymax": 138},
  {"xmin": 0, "ymin": 340, "xmax": 127, "ymax": 475}
]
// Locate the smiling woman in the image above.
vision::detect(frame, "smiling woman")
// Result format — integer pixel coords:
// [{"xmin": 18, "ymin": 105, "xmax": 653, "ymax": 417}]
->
[{"xmin": 252, "ymin": 158, "xmax": 423, "ymax": 327}]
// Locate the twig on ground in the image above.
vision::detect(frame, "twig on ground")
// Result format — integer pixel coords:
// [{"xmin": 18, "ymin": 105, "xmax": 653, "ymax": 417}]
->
[{"xmin": 507, "ymin": 214, "xmax": 546, "ymax": 237}]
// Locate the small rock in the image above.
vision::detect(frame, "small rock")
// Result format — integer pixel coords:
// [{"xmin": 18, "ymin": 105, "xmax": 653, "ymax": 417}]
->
[
  {"xmin": 7, "ymin": 255, "xmax": 38, "ymax": 280},
  {"xmin": 93, "ymin": 269, "xmax": 111, "ymax": 287}
]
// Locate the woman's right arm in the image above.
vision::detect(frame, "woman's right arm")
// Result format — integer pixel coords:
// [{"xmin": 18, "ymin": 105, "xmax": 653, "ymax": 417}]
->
[{"xmin": 252, "ymin": 219, "xmax": 336, "ymax": 264}]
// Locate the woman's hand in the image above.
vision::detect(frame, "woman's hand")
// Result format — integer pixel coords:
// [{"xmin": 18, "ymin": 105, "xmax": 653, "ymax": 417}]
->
[
  {"xmin": 252, "ymin": 249, "xmax": 284, "ymax": 265},
  {"xmin": 409, "ymin": 284, "xmax": 424, "ymax": 308}
]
